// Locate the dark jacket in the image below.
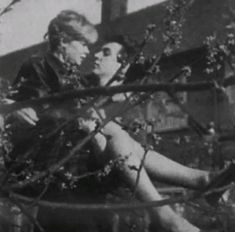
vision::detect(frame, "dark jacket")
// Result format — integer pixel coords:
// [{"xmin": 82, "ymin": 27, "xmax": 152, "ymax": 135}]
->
[{"xmin": 7, "ymin": 53, "xmax": 91, "ymax": 176}]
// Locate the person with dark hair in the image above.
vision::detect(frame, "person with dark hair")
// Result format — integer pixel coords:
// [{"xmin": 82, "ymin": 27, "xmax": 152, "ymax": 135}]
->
[
  {"xmin": 1, "ymin": 10, "xmax": 99, "ymax": 232},
  {"xmin": 4, "ymin": 8, "xmax": 233, "ymax": 230},
  {"xmin": 79, "ymin": 37, "xmax": 235, "ymax": 232}
]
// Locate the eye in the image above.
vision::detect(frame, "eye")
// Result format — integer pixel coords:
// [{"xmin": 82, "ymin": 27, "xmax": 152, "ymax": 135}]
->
[
  {"xmin": 103, "ymin": 48, "xmax": 111, "ymax": 57},
  {"xmin": 82, "ymin": 42, "xmax": 88, "ymax": 47},
  {"xmin": 78, "ymin": 40, "xmax": 88, "ymax": 47}
]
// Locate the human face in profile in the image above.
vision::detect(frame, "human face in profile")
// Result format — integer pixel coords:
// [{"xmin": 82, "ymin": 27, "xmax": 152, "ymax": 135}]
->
[
  {"xmin": 63, "ymin": 40, "xmax": 90, "ymax": 66},
  {"xmin": 93, "ymin": 42, "xmax": 123, "ymax": 84},
  {"xmin": 62, "ymin": 25, "xmax": 98, "ymax": 66}
]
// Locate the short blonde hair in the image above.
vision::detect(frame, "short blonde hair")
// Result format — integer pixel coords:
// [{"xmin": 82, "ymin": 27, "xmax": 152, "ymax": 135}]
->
[{"xmin": 46, "ymin": 10, "xmax": 98, "ymax": 51}]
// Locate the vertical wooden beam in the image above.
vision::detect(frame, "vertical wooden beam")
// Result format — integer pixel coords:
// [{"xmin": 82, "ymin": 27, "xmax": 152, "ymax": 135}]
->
[{"xmin": 101, "ymin": 0, "xmax": 128, "ymax": 23}]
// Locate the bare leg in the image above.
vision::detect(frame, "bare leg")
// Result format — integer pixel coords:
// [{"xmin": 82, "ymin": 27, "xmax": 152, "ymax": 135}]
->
[
  {"xmin": 104, "ymin": 124, "xmax": 200, "ymax": 232},
  {"xmin": 133, "ymin": 140, "xmax": 210, "ymax": 189},
  {"xmin": 103, "ymin": 122, "xmax": 210, "ymax": 190}
]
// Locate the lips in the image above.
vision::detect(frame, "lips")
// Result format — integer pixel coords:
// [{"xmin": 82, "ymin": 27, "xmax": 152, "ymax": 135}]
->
[
  {"xmin": 81, "ymin": 54, "xmax": 87, "ymax": 60},
  {"xmin": 94, "ymin": 62, "xmax": 100, "ymax": 68}
]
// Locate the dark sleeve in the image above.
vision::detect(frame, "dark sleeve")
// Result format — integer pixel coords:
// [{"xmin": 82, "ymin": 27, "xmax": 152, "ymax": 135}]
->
[
  {"xmin": 81, "ymin": 73, "xmax": 99, "ymax": 88},
  {"xmin": 9, "ymin": 58, "xmax": 47, "ymax": 101}
]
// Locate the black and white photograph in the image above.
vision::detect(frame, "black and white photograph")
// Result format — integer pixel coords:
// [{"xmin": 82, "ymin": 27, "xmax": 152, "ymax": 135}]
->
[{"xmin": 0, "ymin": 0, "xmax": 235, "ymax": 231}]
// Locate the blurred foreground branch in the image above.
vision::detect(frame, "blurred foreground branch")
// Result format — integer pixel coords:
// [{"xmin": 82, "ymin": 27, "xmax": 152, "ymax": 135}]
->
[
  {"xmin": 0, "ymin": 81, "xmax": 222, "ymax": 114},
  {"xmin": 10, "ymin": 183, "xmax": 235, "ymax": 212}
]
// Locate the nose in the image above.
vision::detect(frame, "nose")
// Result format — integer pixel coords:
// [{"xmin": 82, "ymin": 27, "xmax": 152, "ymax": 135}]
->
[
  {"xmin": 84, "ymin": 45, "xmax": 89, "ymax": 55},
  {"xmin": 95, "ymin": 51, "xmax": 102, "ymax": 60}
]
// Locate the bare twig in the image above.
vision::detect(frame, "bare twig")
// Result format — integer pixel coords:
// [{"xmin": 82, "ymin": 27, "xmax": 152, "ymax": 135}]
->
[
  {"xmin": 204, "ymin": 183, "xmax": 235, "ymax": 196},
  {"xmin": 2, "ymin": 96, "xmax": 135, "ymax": 190},
  {"xmin": 2, "ymin": 76, "xmax": 233, "ymax": 193},
  {"xmin": 8, "ymin": 183, "xmax": 235, "ymax": 213},
  {"xmin": 3, "ymin": 131, "xmax": 95, "ymax": 190},
  {"xmin": 167, "ymin": 90, "xmax": 209, "ymax": 136},
  {"xmin": 0, "ymin": 81, "xmax": 217, "ymax": 114},
  {"xmin": 9, "ymin": 194, "xmax": 45, "ymax": 232},
  {"xmin": 10, "ymin": 190, "xmax": 200, "ymax": 211},
  {"xmin": 27, "ymin": 180, "xmax": 51, "ymax": 209},
  {"xmin": 132, "ymin": 148, "xmax": 149, "ymax": 198},
  {"xmin": 0, "ymin": 0, "xmax": 21, "ymax": 17}
]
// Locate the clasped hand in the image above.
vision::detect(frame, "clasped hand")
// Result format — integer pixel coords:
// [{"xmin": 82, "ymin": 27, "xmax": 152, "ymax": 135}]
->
[
  {"xmin": 4, "ymin": 99, "xmax": 39, "ymax": 126},
  {"xmin": 77, "ymin": 107, "xmax": 106, "ymax": 133}
]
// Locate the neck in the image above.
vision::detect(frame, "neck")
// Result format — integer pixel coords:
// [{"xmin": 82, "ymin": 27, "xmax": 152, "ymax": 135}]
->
[
  {"xmin": 51, "ymin": 50, "xmax": 66, "ymax": 64},
  {"xmin": 99, "ymin": 75, "xmax": 113, "ymax": 86}
]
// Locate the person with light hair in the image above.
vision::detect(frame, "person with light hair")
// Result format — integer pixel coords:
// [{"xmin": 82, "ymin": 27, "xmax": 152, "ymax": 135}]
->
[
  {"xmin": 7, "ymin": 10, "xmax": 98, "ymax": 167},
  {"xmin": 5, "ymin": 10, "xmax": 233, "ymax": 232}
]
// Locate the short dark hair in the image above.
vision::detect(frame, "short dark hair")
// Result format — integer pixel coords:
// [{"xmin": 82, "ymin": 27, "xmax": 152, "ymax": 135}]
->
[
  {"xmin": 106, "ymin": 35, "xmax": 145, "ymax": 84},
  {"xmin": 105, "ymin": 35, "xmax": 136, "ymax": 63},
  {"xmin": 46, "ymin": 10, "xmax": 97, "ymax": 51}
]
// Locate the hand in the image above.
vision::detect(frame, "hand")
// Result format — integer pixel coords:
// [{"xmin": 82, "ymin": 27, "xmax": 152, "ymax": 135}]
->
[
  {"xmin": 4, "ymin": 98, "xmax": 39, "ymax": 126},
  {"xmin": 78, "ymin": 118, "xmax": 98, "ymax": 133},
  {"xmin": 87, "ymin": 107, "xmax": 106, "ymax": 123},
  {"xmin": 15, "ymin": 108, "xmax": 39, "ymax": 126}
]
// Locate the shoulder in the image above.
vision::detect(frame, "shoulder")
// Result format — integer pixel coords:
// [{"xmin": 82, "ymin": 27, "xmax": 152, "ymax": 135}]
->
[
  {"xmin": 17, "ymin": 54, "xmax": 46, "ymax": 77},
  {"xmin": 10, "ymin": 54, "xmax": 50, "ymax": 99},
  {"xmin": 82, "ymin": 73, "xmax": 99, "ymax": 88},
  {"xmin": 13, "ymin": 54, "xmax": 49, "ymax": 88}
]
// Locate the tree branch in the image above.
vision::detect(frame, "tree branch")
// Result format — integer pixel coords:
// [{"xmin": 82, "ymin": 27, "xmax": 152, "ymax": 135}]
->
[
  {"xmin": 1, "ymin": 87, "xmax": 150, "ymax": 191},
  {"xmin": 9, "ymin": 195, "xmax": 45, "ymax": 232},
  {"xmin": 10, "ymin": 190, "xmax": 199, "ymax": 212},
  {"xmin": 10, "ymin": 183, "xmax": 235, "ymax": 212},
  {"xmin": 0, "ymin": 0, "xmax": 22, "ymax": 17},
  {"xmin": 1, "ymin": 81, "xmax": 217, "ymax": 114},
  {"xmin": 3, "ymin": 131, "xmax": 96, "ymax": 191}
]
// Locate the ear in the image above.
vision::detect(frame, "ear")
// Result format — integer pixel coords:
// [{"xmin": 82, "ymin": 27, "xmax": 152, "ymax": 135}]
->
[
  {"xmin": 117, "ymin": 53, "xmax": 128, "ymax": 64},
  {"xmin": 119, "ymin": 63, "xmax": 130, "ymax": 80},
  {"xmin": 117, "ymin": 53, "xmax": 122, "ymax": 63},
  {"xmin": 57, "ymin": 39, "xmax": 69, "ymax": 56},
  {"xmin": 55, "ymin": 40, "xmax": 68, "ymax": 62},
  {"xmin": 59, "ymin": 38, "xmax": 67, "ymax": 49}
]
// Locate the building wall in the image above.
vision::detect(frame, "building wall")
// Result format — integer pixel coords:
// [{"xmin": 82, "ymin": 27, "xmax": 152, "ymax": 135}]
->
[
  {"xmin": 150, "ymin": 48, "xmax": 234, "ymax": 131},
  {"xmin": 0, "ymin": 0, "xmax": 232, "ymax": 80},
  {"xmin": 0, "ymin": 0, "xmax": 234, "ymax": 131}
]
